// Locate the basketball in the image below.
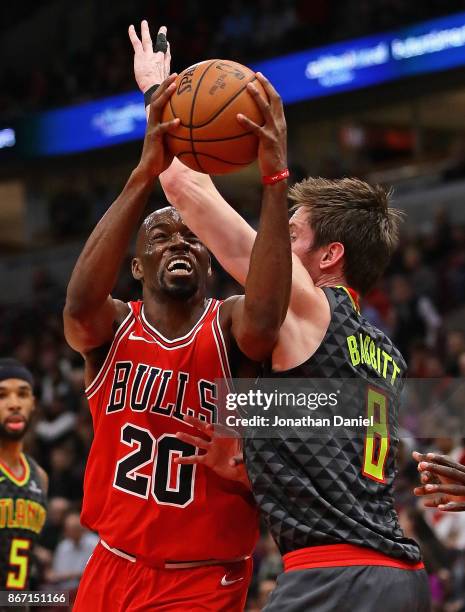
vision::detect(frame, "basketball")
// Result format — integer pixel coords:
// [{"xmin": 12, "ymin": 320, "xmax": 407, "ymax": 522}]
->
[{"xmin": 161, "ymin": 59, "xmax": 267, "ymax": 175}]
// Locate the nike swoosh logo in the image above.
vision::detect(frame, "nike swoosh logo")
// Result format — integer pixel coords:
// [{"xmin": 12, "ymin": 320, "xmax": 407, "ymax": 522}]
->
[
  {"xmin": 128, "ymin": 331, "xmax": 156, "ymax": 343},
  {"xmin": 220, "ymin": 575, "xmax": 244, "ymax": 587}
]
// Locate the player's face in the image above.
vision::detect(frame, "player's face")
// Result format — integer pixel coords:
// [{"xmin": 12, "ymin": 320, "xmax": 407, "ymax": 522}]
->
[
  {"xmin": 289, "ymin": 206, "xmax": 324, "ymax": 282},
  {"xmin": 133, "ymin": 208, "xmax": 210, "ymax": 299},
  {"xmin": 0, "ymin": 379, "xmax": 35, "ymax": 441}
]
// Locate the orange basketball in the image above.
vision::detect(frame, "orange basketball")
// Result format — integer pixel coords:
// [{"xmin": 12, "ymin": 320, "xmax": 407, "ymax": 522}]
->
[{"xmin": 161, "ymin": 59, "xmax": 266, "ymax": 175}]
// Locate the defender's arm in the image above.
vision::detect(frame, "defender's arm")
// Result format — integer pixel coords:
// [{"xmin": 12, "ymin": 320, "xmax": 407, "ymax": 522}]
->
[
  {"xmin": 228, "ymin": 74, "xmax": 291, "ymax": 361},
  {"xmin": 129, "ymin": 22, "xmax": 318, "ymax": 319}
]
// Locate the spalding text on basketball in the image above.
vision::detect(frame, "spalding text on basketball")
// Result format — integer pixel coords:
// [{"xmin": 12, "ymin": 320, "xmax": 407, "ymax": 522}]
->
[{"xmin": 177, "ymin": 66, "xmax": 197, "ymax": 96}]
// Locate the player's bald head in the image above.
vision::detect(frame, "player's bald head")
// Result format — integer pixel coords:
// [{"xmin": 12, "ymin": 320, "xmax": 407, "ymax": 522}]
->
[
  {"xmin": 135, "ymin": 207, "xmax": 183, "ymax": 255},
  {"xmin": 132, "ymin": 205, "xmax": 211, "ymax": 297}
]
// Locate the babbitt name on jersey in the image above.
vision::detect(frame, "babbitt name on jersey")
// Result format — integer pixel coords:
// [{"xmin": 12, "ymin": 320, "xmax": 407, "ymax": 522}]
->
[
  {"xmin": 346, "ymin": 333, "xmax": 402, "ymax": 385},
  {"xmin": 106, "ymin": 361, "xmax": 217, "ymax": 422},
  {"xmin": 0, "ymin": 498, "xmax": 46, "ymax": 534}
]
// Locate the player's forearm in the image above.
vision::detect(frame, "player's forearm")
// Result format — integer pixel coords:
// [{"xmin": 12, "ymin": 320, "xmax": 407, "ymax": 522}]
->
[
  {"xmin": 65, "ymin": 167, "xmax": 154, "ymax": 316},
  {"xmin": 161, "ymin": 159, "xmax": 256, "ymax": 285},
  {"xmin": 242, "ymin": 181, "xmax": 291, "ymax": 337}
]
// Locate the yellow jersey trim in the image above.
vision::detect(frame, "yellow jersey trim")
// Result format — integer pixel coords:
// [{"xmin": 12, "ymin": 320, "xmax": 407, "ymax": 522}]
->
[
  {"xmin": 0, "ymin": 454, "xmax": 30, "ymax": 487},
  {"xmin": 336, "ymin": 285, "xmax": 361, "ymax": 314}
]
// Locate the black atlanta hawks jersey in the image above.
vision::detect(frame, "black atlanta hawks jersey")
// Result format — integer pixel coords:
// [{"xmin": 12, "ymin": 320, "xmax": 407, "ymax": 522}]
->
[
  {"xmin": 244, "ymin": 287, "xmax": 421, "ymax": 562},
  {"xmin": 0, "ymin": 454, "xmax": 47, "ymax": 590}
]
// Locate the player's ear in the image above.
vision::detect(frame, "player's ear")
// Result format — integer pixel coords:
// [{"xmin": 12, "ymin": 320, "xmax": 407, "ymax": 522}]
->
[
  {"xmin": 132, "ymin": 257, "xmax": 144, "ymax": 281},
  {"xmin": 320, "ymin": 242, "xmax": 344, "ymax": 270},
  {"xmin": 207, "ymin": 255, "xmax": 212, "ymax": 277}
]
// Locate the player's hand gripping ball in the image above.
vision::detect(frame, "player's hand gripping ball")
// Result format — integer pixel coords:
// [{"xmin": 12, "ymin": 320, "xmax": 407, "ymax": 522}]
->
[{"xmin": 161, "ymin": 59, "xmax": 267, "ymax": 175}]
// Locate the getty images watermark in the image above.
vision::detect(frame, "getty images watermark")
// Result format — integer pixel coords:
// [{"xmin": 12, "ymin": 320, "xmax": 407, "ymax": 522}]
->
[
  {"xmin": 224, "ymin": 388, "xmax": 374, "ymax": 428},
  {"xmin": 215, "ymin": 379, "xmax": 386, "ymax": 438},
  {"xmin": 214, "ymin": 377, "xmax": 465, "ymax": 439}
]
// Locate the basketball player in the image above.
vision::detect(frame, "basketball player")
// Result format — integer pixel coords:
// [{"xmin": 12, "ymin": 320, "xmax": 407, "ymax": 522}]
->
[
  {"xmin": 413, "ymin": 450, "xmax": 465, "ymax": 511},
  {"xmin": 0, "ymin": 359, "xmax": 48, "ymax": 594},
  {"xmin": 133, "ymin": 24, "xmax": 431, "ymax": 611},
  {"xmin": 64, "ymin": 56, "xmax": 291, "ymax": 610}
]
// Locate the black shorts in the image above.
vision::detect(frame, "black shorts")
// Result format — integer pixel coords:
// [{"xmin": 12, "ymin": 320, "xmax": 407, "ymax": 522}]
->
[{"xmin": 263, "ymin": 565, "xmax": 431, "ymax": 612}]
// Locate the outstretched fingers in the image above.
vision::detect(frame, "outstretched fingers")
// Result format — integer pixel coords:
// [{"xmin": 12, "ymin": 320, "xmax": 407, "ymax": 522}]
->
[
  {"xmin": 414, "ymin": 450, "xmax": 465, "ymax": 475},
  {"xmin": 424, "ymin": 483, "xmax": 465, "ymax": 497},
  {"xmin": 183, "ymin": 414, "xmax": 215, "ymax": 436},
  {"xmin": 246, "ymin": 82, "xmax": 271, "ymax": 121},
  {"xmin": 174, "ymin": 454, "xmax": 204, "ymax": 466},
  {"xmin": 256, "ymin": 71, "xmax": 282, "ymax": 111},
  {"xmin": 154, "ymin": 25, "xmax": 168, "ymax": 55},
  {"xmin": 128, "ymin": 24, "xmax": 142, "ymax": 51},
  {"xmin": 158, "ymin": 117, "xmax": 180, "ymax": 135},
  {"xmin": 165, "ymin": 40, "xmax": 171, "ymax": 73},
  {"xmin": 419, "ymin": 461, "xmax": 465, "ymax": 484},
  {"xmin": 176, "ymin": 430, "xmax": 210, "ymax": 449},
  {"xmin": 236, "ymin": 112, "xmax": 261, "ymax": 135},
  {"xmin": 437, "ymin": 502, "xmax": 465, "ymax": 512},
  {"xmin": 140, "ymin": 19, "xmax": 153, "ymax": 52},
  {"xmin": 425, "ymin": 453, "xmax": 465, "ymax": 473},
  {"xmin": 423, "ymin": 494, "xmax": 452, "ymax": 508}
]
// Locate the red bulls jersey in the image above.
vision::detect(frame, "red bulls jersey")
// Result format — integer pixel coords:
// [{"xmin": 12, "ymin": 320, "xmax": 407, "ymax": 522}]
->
[{"xmin": 81, "ymin": 299, "xmax": 259, "ymax": 566}]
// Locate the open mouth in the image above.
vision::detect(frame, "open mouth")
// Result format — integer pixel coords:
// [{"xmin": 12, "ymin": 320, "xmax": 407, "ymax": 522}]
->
[
  {"xmin": 5, "ymin": 416, "xmax": 26, "ymax": 432},
  {"xmin": 166, "ymin": 257, "xmax": 194, "ymax": 276}
]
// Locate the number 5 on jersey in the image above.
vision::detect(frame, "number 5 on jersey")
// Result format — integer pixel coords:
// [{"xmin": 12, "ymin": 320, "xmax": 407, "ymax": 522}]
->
[
  {"xmin": 6, "ymin": 538, "xmax": 30, "ymax": 589},
  {"xmin": 113, "ymin": 423, "xmax": 197, "ymax": 507}
]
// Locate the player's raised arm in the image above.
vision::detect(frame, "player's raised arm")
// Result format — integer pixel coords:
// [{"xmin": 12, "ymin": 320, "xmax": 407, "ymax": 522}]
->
[
  {"xmin": 64, "ymin": 76, "xmax": 180, "ymax": 357},
  {"xmin": 226, "ymin": 73, "xmax": 291, "ymax": 361},
  {"xmin": 129, "ymin": 22, "xmax": 317, "ymax": 318}
]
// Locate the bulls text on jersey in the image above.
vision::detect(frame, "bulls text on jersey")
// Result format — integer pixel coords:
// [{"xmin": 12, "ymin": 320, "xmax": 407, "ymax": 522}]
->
[{"xmin": 106, "ymin": 362, "xmax": 217, "ymax": 424}]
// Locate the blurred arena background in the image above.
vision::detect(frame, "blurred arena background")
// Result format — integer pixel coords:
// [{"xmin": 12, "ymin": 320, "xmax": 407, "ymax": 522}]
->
[{"xmin": 2, "ymin": 1, "xmax": 465, "ymax": 610}]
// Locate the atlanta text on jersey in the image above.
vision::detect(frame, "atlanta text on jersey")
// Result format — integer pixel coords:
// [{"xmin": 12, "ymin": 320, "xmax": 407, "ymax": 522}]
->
[{"xmin": 0, "ymin": 498, "xmax": 46, "ymax": 534}]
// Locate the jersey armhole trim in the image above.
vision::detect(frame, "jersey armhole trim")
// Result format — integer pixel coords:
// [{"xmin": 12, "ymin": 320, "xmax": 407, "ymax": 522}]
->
[
  {"xmin": 212, "ymin": 305, "xmax": 233, "ymax": 391},
  {"xmin": 85, "ymin": 307, "xmax": 135, "ymax": 398}
]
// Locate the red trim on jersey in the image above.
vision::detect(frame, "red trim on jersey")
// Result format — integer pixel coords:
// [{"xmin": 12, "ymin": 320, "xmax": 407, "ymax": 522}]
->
[
  {"xmin": 283, "ymin": 544, "xmax": 425, "ymax": 572},
  {"xmin": 0, "ymin": 453, "xmax": 29, "ymax": 486},
  {"xmin": 85, "ymin": 308, "xmax": 134, "ymax": 398},
  {"xmin": 336, "ymin": 285, "xmax": 361, "ymax": 313},
  {"xmin": 140, "ymin": 299, "xmax": 216, "ymax": 348},
  {"xmin": 212, "ymin": 306, "xmax": 232, "ymax": 382},
  {"xmin": 346, "ymin": 287, "xmax": 360, "ymax": 312}
]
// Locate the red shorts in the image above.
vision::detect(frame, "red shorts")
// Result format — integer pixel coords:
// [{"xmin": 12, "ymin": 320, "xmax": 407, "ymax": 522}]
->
[{"xmin": 73, "ymin": 541, "xmax": 253, "ymax": 612}]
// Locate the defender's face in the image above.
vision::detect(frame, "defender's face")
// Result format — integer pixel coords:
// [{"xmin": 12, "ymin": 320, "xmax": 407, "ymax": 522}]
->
[
  {"xmin": 289, "ymin": 206, "xmax": 323, "ymax": 282},
  {"xmin": 0, "ymin": 379, "xmax": 35, "ymax": 441},
  {"xmin": 133, "ymin": 209, "xmax": 210, "ymax": 299},
  {"xmin": 289, "ymin": 207, "xmax": 314, "ymax": 258}
]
